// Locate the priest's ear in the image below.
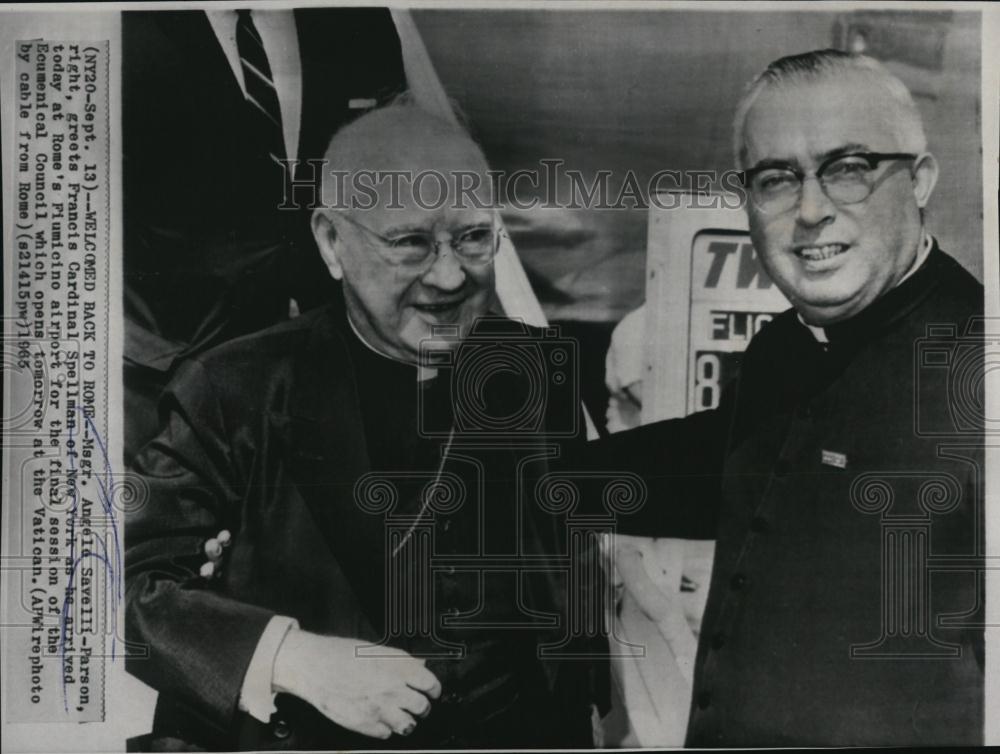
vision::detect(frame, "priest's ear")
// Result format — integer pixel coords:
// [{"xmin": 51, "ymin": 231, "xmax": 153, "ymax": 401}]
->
[
  {"xmin": 312, "ymin": 210, "xmax": 344, "ymax": 281},
  {"xmin": 911, "ymin": 152, "xmax": 939, "ymax": 210}
]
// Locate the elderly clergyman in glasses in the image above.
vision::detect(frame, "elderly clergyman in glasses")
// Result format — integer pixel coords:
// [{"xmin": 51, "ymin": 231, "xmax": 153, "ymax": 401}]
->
[
  {"xmin": 592, "ymin": 49, "xmax": 984, "ymax": 746},
  {"xmin": 125, "ymin": 95, "xmax": 606, "ymax": 751}
]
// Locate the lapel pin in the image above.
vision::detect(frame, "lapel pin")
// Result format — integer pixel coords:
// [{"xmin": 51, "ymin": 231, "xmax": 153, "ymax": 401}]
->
[{"xmin": 821, "ymin": 449, "xmax": 848, "ymax": 469}]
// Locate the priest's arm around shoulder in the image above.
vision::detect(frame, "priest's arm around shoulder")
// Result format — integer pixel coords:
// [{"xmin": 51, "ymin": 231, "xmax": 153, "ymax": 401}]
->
[{"xmin": 582, "ymin": 49, "xmax": 985, "ymax": 747}]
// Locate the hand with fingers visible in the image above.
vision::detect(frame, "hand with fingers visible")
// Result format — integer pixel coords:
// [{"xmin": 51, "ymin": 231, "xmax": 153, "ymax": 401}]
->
[{"xmin": 272, "ymin": 629, "xmax": 441, "ymax": 739}]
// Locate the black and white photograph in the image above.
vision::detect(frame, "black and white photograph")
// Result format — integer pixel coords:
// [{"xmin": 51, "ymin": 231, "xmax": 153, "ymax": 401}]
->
[{"xmin": 1, "ymin": 2, "xmax": 997, "ymax": 751}]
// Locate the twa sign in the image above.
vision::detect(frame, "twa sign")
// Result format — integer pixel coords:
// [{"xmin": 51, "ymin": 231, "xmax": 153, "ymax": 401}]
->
[
  {"xmin": 645, "ymin": 194, "xmax": 790, "ymax": 421},
  {"xmin": 694, "ymin": 237, "xmax": 777, "ymax": 293}
]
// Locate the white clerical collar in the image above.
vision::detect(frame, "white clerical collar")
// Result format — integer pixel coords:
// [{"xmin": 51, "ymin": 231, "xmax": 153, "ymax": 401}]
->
[
  {"xmin": 798, "ymin": 231, "xmax": 933, "ymax": 343},
  {"xmin": 346, "ymin": 315, "xmax": 438, "ymax": 382}
]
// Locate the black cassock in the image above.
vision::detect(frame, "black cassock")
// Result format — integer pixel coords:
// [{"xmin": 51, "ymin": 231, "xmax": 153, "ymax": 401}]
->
[{"xmin": 126, "ymin": 306, "xmax": 607, "ymax": 750}]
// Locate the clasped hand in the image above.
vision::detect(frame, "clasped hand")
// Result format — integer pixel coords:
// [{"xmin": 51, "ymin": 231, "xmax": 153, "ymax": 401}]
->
[{"xmin": 273, "ymin": 629, "xmax": 442, "ymax": 739}]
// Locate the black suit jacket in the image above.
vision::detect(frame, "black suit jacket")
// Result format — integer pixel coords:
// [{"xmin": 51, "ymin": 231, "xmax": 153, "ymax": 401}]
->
[
  {"xmin": 126, "ymin": 306, "xmax": 608, "ymax": 750},
  {"xmin": 123, "ymin": 9, "xmax": 406, "ymax": 458}
]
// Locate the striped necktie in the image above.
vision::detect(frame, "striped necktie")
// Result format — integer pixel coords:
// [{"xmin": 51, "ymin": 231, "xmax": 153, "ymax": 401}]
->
[{"xmin": 235, "ymin": 9, "xmax": 286, "ymax": 166}]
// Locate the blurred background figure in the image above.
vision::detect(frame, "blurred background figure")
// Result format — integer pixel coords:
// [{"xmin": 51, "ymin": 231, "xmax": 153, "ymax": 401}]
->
[
  {"xmin": 605, "ymin": 306, "xmax": 646, "ymax": 433},
  {"xmin": 602, "ymin": 302, "xmax": 714, "ymax": 747}
]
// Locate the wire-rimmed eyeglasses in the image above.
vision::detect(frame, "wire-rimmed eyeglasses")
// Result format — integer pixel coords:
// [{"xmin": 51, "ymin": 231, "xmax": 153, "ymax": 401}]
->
[{"xmin": 332, "ymin": 212, "xmax": 502, "ymax": 273}]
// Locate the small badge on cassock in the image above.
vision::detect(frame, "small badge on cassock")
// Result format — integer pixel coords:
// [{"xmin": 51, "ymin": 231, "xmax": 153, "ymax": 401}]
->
[{"xmin": 821, "ymin": 449, "xmax": 848, "ymax": 469}]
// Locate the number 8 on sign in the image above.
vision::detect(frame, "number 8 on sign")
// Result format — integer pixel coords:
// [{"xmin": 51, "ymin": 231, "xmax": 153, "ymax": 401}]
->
[{"xmin": 694, "ymin": 352, "xmax": 721, "ymax": 411}]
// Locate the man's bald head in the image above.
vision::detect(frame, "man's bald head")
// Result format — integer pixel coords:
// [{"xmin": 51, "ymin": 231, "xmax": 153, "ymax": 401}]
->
[{"xmin": 320, "ymin": 94, "xmax": 491, "ymax": 210}]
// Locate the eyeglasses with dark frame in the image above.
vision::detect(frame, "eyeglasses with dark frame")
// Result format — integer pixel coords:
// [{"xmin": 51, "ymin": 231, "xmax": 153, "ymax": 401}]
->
[
  {"xmin": 332, "ymin": 211, "xmax": 502, "ymax": 272},
  {"xmin": 738, "ymin": 152, "xmax": 917, "ymax": 215}
]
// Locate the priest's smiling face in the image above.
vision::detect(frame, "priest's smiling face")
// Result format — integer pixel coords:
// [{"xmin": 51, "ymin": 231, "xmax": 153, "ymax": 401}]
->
[
  {"xmin": 312, "ymin": 109, "xmax": 497, "ymax": 364},
  {"xmin": 741, "ymin": 76, "xmax": 938, "ymax": 325}
]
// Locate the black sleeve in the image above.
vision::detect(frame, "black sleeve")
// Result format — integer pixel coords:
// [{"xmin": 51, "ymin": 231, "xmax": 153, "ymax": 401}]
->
[
  {"xmin": 567, "ymin": 395, "xmax": 731, "ymax": 540},
  {"xmin": 125, "ymin": 359, "xmax": 274, "ymax": 729}
]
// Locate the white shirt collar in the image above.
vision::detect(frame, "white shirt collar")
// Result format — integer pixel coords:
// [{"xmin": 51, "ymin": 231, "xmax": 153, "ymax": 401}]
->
[{"xmin": 346, "ymin": 315, "xmax": 438, "ymax": 382}]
